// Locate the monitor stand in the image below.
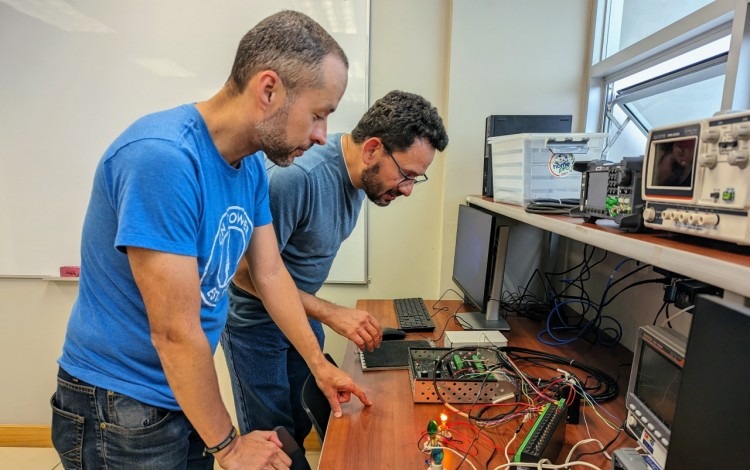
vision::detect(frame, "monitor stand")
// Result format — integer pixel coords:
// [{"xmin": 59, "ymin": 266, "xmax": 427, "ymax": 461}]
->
[{"xmin": 456, "ymin": 311, "xmax": 510, "ymax": 331}]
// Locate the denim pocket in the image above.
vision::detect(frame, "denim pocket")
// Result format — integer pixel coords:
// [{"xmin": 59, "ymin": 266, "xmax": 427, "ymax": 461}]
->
[
  {"xmin": 100, "ymin": 394, "xmax": 188, "ymax": 468},
  {"xmin": 50, "ymin": 393, "xmax": 84, "ymax": 469},
  {"xmin": 104, "ymin": 390, "xmax": 175, "ymax": 433}
]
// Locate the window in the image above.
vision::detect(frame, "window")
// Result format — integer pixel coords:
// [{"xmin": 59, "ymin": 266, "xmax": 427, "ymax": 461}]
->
[
  {"xmin": 598, "ymin": 0, "xmax": 715, "ymax": 61},
  {"xmin": 588, "ymin": 0, "xmax": 749, "ymax": 160}
]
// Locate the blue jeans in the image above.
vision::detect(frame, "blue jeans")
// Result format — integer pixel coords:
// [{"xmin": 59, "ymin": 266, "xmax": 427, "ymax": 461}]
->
[
  {"xmin": 220, "ymin": 315, "xmax": 324, "ymax": 451},
  {"xmin": 51, "ymin": 367, "xmax": 213, "ymax": 469}
]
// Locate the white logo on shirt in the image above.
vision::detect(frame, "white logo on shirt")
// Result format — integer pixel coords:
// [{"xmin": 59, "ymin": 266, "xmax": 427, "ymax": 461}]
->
[{"xmin": 201, "ymin": 206, "xmax": 252, "ymax": 306}]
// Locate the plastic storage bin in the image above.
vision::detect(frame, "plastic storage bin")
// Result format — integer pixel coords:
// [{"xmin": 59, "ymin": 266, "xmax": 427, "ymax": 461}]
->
[{"xmin": 489, "ymin": 133, "xmax": 607, "ymax": 206}]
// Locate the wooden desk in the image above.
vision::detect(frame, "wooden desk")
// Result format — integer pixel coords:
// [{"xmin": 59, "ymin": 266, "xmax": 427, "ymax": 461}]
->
[{"xmin": 318, "ymin": 299, "xmax": 635, "ymax": 470}]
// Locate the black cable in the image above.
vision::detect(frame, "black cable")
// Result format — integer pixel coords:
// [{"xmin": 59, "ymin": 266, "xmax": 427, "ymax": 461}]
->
[
  {"xmin": 601, "ymin": 277, "xmax": 670, "ymax": 307},
  {"xmin": 665, "ymin": 303, "xmax": 673, "ymax": 328},
  {"xmin": 652, "ymin": 302, "xmax": 667, "ymax": 325},
  {"xmin": 500, "ymin": 346, "xmax": 619, "ymax": 402},
  {"xmin": 525, "ymin": 198, "xmax": 580, "ymax": 214}
]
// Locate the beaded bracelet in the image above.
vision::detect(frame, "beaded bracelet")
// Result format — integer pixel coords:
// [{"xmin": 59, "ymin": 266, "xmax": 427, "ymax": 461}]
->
[{"xmin": 204, "ymin": 426, "xmax": 237, "ymax": 454}]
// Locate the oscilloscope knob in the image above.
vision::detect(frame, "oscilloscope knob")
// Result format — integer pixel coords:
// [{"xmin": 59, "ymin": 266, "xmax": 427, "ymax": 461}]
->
[
  {"xmin": 731, "ymin": 123, "xmax": 750, "ymax": 139},
  {"xmin": 698, "ymin": 213, "xmax": 719, "ymax": 227},
  {"xmin": 702, "ymin": 128, "xmax": 721, "ymax": 143},
  {"xmin": 643, "ymin": 207, "xmax": 656, "ymax": 222},
  {"xmin": 727, "ymin": 151, "xmax": 749, "ymax": 168},
  {"xmin": 699, "ymin": 153, "xmax": 718, "ymax": 169},
  {"xmin": 615, "ymin": 167, "xmax": 632, "ymax": 186}
]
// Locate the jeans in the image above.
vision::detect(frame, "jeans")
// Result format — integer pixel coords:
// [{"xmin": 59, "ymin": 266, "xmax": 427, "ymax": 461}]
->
[
  {"xmin": 51, "ymin": 367, "xmax": 213, "ymax": 470},
  {"xmin": 220, "ymin": 317, "xmax": 325, "ymax": 452}
]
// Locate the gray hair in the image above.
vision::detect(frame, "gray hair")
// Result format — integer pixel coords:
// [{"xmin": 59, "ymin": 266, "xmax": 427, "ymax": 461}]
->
[{"xmin": 228, "ymin": 10, "xmax": 348, "ymax": 95}]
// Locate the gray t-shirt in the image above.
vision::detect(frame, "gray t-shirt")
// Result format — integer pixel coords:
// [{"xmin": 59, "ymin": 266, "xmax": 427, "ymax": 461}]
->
[{"xmin": 226, "ymin": 133, "xmax": 365, "ymax": 327}]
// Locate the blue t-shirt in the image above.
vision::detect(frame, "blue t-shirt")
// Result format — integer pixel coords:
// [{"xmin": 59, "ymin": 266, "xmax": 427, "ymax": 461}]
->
[
  {"xmin": 226, "ymin": 133, "xmax": 365, "ymax": 327},
  {"xmin": 59, "ymin": 104, "xmax": 272, "ymax": 409}
]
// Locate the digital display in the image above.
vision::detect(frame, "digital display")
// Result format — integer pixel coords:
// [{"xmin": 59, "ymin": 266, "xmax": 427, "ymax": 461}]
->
[
  {"xmin": 585, "ymin": 171, "xmax": 609, "ymax": 210},
  {"xmin": 634, "ymin": 341, "xmax": 682, "ymax": 429},
  {"xmin": 650, "ymin": 138, "xmax": 697, "ymax": 188}
]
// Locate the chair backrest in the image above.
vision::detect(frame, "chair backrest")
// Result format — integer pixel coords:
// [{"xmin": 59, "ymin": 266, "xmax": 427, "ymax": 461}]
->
[{"xmin": 300, "ymin": 353, "xmax": 337, "ymax": 444}]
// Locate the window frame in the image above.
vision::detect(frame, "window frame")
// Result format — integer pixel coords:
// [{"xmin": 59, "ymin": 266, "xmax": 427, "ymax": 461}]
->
[{"xmin": 585, "ymin": 0, "xmax": 749, "ymax": 136}]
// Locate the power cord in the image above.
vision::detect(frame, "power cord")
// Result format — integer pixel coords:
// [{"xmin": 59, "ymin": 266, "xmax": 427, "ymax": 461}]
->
[{"xmin": 525, "ymin": 198, "xmax": 580, "ymax": 215}]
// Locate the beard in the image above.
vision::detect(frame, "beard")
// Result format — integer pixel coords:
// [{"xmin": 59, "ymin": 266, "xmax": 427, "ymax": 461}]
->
[
  {"xmin": 361, "ymin": 162, "xmax": 400, "ymax": 207},
  {"xmin": 256, "ymin": 100, "xmax": 297, "ymax": 167}
]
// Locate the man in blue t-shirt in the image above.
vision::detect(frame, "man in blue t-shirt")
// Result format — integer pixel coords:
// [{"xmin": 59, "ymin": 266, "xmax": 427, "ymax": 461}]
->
[
  {"xmin": 52, "ymin": 11, "xmax": 370, "ymax": 470},
  {"xmin": 223, "ymin": 91, "xmax": 449, "ymax": 453}
]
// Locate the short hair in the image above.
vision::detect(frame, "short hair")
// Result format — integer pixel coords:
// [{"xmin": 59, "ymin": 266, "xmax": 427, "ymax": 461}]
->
[
  {"xmin": 228, "ymin": 10, "xmax": 348, "ymax": 95},
  {"xmin": 351, "ymin": 91, "xmax": 449, "ymax": 152}
]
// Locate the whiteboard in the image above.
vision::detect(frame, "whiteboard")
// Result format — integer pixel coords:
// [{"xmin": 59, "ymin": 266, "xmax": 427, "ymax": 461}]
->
[{"xmin": 0, "ymin": 0, "xmax": 369, "ymax": 284}]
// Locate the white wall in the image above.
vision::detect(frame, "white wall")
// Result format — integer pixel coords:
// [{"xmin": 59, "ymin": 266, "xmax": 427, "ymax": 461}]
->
[
  {"xmin": 0, "ymin": 280, "xmax": 76, "ymax": 424},
  {"xmin": 438, "ymin": 0, "xmax": 594, "ymax": 294},
  {"xmin": 1, "ymin": 0, "xmax": 610, "ymax": 426}
]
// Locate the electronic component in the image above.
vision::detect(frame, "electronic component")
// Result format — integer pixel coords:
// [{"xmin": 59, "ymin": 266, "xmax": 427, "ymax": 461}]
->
[
  {"xmin": 642, "ymin": 110, "xmax": 750, "ymax": 244},
  {"xmin": 624, "ymin": 326, "xmax": 686, "ymax": 469},
  {"xmin": 444, "ymin": 330, "xmax": 508, "ymax": 348},
  {"xmin": 425, "ymin": 419, "xmax": 444, "ymax": 469},
  {"xmin": 573, "ymin": 156, "xmax": 645, "ymax": 231},
  {"xmin": 393, "ymin": 297, "xmax": 435, "ymax": 332},
  {"xmin": 673, "ymin": 279, "xmax": 722, "ymax": 309},
  {"xmin": 513, "ymin": 399, "xmax": 567, "ymax": 467},
  {"xmin": 407, "ymin": 347, "xmax": 516, "ymax": 403},
  {"xmin": 612, "ymin": 448, "xmax": 659, "ymax": 470}
]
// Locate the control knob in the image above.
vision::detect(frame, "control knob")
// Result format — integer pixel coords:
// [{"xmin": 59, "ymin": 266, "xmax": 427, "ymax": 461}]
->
[
  {"xmin": 702, "ymin": 129, "xmax": 721, "ymax": 143},
  {"xmin": 643, "ymin": 207, "xmax": 656, "ymax": 222},
  {"xmin": 699, "ymin": 153, "xmax": 718, "ymax": 169},
  {"xmin": 728, "ymin": 151, "xmax": 749, "ymax": 168},
  {"xmin": 627, "ymin": 414, "xmax": 638, "ymax": 428},
  {"xmin": 698, "ymin": 213, "xmax": 719, "ymax": 227},
  {"xmin": 615, "ymin": 167, "xmax": 632, "ymax": 186},
  {"xmin": 731, "ymin": 123, "xmax": 750, "ymax": 139}
]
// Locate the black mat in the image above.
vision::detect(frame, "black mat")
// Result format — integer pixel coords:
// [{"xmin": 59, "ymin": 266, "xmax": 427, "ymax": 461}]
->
[{"xmin": 359, "ymin": 340, "xmax": 434, "ymax": 371}]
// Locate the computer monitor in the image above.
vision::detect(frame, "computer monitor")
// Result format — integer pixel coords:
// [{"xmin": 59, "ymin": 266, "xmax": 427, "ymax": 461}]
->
[
  {"xmin": 452, "ymin": 204, "xmax": 510, "ymax": 331},
  {"xmin": 665, "ymin": 295, "xmax": 750, "ymax": 469}
]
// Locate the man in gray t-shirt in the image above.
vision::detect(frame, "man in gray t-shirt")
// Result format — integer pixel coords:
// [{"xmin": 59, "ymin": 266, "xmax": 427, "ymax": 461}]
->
[{"xmin": 221, "ymin": 90, "xmax": 448, "ymax": 458}]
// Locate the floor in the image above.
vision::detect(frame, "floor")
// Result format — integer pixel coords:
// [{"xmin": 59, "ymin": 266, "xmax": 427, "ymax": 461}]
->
[{"xmin": 0, "ymin": 448, "xmax": 320, "ymax": 469}]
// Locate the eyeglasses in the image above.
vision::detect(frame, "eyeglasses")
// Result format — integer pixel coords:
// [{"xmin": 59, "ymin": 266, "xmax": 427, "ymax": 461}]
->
[{"xmin": 383, "ymin": 146, "xmax": 428, "ymax": 187}]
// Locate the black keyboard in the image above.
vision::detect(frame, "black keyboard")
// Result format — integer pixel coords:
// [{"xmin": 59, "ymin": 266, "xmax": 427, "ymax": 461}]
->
[{"xmin": 393, "ymin": 298, "xmax": 435, "ymax": 332}]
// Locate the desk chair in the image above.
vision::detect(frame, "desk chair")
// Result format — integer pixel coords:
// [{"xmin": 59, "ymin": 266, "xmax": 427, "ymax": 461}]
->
[{"xmin": 300, "ymin": 353, "xmax": 337, "ymax": 445}]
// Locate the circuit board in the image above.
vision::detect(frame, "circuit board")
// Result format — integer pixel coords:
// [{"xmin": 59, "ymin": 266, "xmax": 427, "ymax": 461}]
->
[{"xmin": 408, "ymin": 347, "xmax": 517, "ymax": 404}]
